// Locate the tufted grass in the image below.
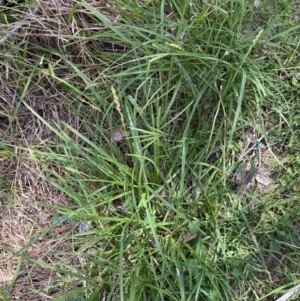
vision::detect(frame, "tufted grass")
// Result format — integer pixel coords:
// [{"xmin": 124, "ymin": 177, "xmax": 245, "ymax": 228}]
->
[{"xmin": 1, "ymin": 0, "xmax": 300, "ymax": 300}]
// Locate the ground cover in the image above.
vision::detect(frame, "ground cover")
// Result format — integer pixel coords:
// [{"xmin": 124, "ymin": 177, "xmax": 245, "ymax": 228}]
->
[{"xmin": 0, "ymin": 0, "xmax": 300, "ymax": 300}]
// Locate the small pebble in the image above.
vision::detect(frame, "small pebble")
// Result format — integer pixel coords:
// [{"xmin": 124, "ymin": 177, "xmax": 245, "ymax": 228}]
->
[{"xmin": 78, "ymin": 221, "xmax": 92, "ymax": 233}]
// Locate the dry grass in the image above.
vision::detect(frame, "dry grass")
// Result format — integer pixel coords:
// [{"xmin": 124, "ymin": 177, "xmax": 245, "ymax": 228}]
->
[{"xmin": 0, "ymin": 0, "xmax": 106, "ymax": 298}]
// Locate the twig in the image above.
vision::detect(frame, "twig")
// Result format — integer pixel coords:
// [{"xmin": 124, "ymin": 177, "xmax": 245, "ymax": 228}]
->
[
  {"xmin": 275, "ymin": 283, "xmax": 300, "ymax": 301},
  {"xmin": 0, "ymin": 20, "xmax": 29, "ymax": 45}
]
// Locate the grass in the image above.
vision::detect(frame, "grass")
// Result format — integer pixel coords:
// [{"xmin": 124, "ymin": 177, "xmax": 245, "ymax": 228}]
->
[{"xmin": 0, "ymin": 0, "xmax": 300, "ymax": 300}]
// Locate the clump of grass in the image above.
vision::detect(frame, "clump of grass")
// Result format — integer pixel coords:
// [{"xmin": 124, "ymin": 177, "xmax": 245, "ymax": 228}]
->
[{"xmin": 1, "ymin": 0, "xmax": 300, "ymax": 300}]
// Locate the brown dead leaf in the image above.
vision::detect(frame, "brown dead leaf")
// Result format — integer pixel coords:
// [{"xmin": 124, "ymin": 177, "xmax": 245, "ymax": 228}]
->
[
  {"xmin": 255, "ymin": 173, "xmax": 272, "ymax": 187},
  {"xmin": 111, "ymin": 129, "xmax": 128, "ymax": 142}
]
